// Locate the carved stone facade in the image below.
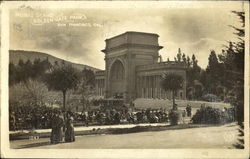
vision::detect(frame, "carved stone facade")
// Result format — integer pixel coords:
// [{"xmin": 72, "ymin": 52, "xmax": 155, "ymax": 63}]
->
[{"xmin": 95, "ymin": 32, "xmax": 186, "ymax": 103}]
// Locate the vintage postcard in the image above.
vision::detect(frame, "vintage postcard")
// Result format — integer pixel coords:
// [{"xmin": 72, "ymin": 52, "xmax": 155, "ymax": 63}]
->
[{"xmin": 0, "ymin": 1, "xmax": 249, "ymax": 158}]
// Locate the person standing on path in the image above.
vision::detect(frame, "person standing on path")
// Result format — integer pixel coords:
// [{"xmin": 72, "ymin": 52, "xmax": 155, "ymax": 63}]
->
[
  {"xmin": 50, "ymin": 110, "xmax": 64, "ymax": 144},
  {"xmin": 65, "ymin": 112, "xmax": 75, "ymax": 142}
]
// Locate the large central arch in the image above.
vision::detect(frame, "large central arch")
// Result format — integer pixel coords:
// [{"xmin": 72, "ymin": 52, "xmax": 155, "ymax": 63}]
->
[{"xmin": 109, "ymin": 59, "xmax": 125, "ymax": 98}]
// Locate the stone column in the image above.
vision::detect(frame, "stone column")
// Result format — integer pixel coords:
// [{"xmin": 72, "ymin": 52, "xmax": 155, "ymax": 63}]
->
[
  {"xmin": 152, "ymin": 76, "xmax": 154, "ymax": 98},
  {"xmin": 98, "ymin": 79, "xmax": 102, "ymax": 96},
  {"xmin": 148, "ymin": 77, "xmax": 150, "ymax": 98},
  {"xmin": 139, "ymin": 77, "xmax": 142, "ymax": 98},
  {"xmin": 143, "ymin": 76, "xmax": 146, "ymax": 98},
  {"xmin": 102, "ymin": 79, "xmax": 104, "ymax": 96},
  {"xmin": 163, "ymin": 89, "xmax": 165, "ymax": 99},
  {"xmin": 136, "ymin": 77, "xmax": 139, "ymax": 98},
  {"xmin": 154, "ymin": 75, "xmax": 157, "ymax": 99},
  {"xmin": 103, "ymin": 79, "xmax": 105, "ymax": 97},
  {"xmin": 145, "ymin": 76, "xmax": 147, "ymax": 98},
  {"xmin": 98, "ymin": 79, "xmax": 100, "ymax": 96},
  {"xmin": 151, "ymin": 76, "xmax": 154, "ymax": 98},
  {"xmin": 154, "ymin": 76, "xmax": 156, "ymax": 98},
  {"xmin": 142, "ymin": 76, "xmax": 144, "ymax": 98},
  {"xmin": 148, "ymin": 76, "xmax": 150, "ymax": 99},
  {"xmin": 143, "ymin": 77, "xmax": 145, "ymax": 98},
  {"xmin": 137, "ymin": 77, "xmax": 139, "ymax": 98},
  {"xmin": 157, "ymin": 75, "xmax": 160, "ymax": 98},
  {"xmin": 101, "ymin": 79, "xmax": 104, "ymax": 96},
  {"xmin": 150, "ymin": 76, "xmax": 153, "ymax": 98},
  {"xmin": 159, "ymin": 87, "xmax": 161, "ymax": 99},
  {"xmin": 155, "ymin": 76, "xmax": 158, "ymax": 98}
]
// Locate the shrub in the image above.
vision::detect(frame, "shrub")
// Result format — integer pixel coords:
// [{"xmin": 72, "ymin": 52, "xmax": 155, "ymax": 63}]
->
[
  {"xmin": 192, "ymin": 106, "xmax": 232, "ymax": 124},
  {"xmin": 169, "ymin": 109, "xmax": 179, "ymax": 125},
  {"xmin": 201, "ymin": 94, "xmax": 217, "ymax": 102}
]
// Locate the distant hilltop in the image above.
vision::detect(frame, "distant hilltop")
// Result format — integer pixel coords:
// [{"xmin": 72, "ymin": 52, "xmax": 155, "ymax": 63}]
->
[{"xmin": 9, "ymin": 50, "xmax": 101, "ymax": 72}]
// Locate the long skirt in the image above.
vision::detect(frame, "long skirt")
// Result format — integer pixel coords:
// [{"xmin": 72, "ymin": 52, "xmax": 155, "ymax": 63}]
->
[
  {"xmin": 65, "ymin": 126, "xmax": 75, "ymax": 142},
  {"xmin": 51, "ymin": 127, "xmax": 63, "ymax": 144}
]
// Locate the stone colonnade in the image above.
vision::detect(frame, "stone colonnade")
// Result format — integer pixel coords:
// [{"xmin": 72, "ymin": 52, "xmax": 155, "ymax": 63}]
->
[
  {"xmin": 96, "ymin": 79, "xmax": 105, "ymax": 96},
  {"xmin": 136, "ymin": 75, "xmax": 182, "ymax": 99}
]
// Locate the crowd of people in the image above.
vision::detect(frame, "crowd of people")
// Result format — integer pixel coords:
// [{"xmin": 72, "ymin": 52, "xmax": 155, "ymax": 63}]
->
[
  {"xmin": 9, "ymin": 105, "xmax": 179, "ymax": 131},
  {"xmin": 75, "ymin": 108, "xmax": 170, "ymax": 126},
  {"xmin": 9, "ymin": 105, "xmax": 175, "ymax": 144},
  {"xmin": 9, "ymin": 106, "xmax": 55, "ymax": 131},
  {"xmin": 9, "ymin": 101, "xmax": 236, "ymax": 145}
]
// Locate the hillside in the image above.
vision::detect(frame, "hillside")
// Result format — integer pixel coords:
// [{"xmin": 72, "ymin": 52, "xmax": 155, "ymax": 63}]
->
[{"xmin": 9, "ymin": 50, "xmax": 101, "ymax": 72}]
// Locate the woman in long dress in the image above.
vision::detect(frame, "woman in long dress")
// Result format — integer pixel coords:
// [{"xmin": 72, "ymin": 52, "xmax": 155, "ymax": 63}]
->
[
  {"xmin": 50, "ymin": 112, "xmax": 57, "ymax": 144},
  {"xmin": 51, "ymin": 111, "xmax": 64, "ymax": 144},
  {"xmin": 57, "ymin": 112, "xmax": 64, "ymax": 142},
  {"xmin": 65, "ymin": 113, "xmax": 75, "ymax": 142}
]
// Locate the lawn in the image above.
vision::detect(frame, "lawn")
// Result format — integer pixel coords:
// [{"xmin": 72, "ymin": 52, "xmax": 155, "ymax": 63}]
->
[{"xmin": 134, "ymin": 98, "xmax": 231, "ymax": 110}]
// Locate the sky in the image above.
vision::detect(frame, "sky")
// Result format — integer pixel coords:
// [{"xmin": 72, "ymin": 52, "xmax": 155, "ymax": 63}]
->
[{"xmin": 9, "ymin": 1, "xmax": 245, "ymax": 70}]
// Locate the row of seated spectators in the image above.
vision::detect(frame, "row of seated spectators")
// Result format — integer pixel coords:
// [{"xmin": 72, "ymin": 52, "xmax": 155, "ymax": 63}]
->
[
  {"xmin": 75, "ymin": 108, "xmax": 169, "ymax": 126},
  {"xmin": 9, "ymin": 105, "xmax": 170, "ymax": 131},
  {"xmin": 9, "ymin": 105, "xmax": 55, "ymax": 131}
]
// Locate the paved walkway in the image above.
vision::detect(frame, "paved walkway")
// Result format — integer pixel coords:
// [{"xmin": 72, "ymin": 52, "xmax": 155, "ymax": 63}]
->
[{"xmin": 10, "ymin": 123, "xmax": 239, "ymax": 149}]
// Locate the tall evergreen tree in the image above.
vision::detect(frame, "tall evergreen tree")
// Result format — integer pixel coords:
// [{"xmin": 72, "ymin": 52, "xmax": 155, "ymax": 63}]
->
[
  {"xmin": 182, "ymin": 53, "xmax": 187, "ymax": 64},
  {"xmin": 186, "ymin": 56, "xmax": 191, "ymax": 68},
  {"xmin": 206, "ymin": 50, "xmax": 223, "ymax": 94},
  {"xmin": 217, "ymin": 11, "xmax": 245, "ymax": 124},
  {"xmin": 192, "ymin": 54, "xmax": 198, "ymax": 67},
  {"xmin": 177, "ymin": 48, "xmax": 182, "ymax": 62}
]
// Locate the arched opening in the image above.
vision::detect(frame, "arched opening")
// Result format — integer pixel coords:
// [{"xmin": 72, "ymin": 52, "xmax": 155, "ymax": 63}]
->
[{"xmin": 109, "ymin": 60, "xmax": 125, "ymax": 98}]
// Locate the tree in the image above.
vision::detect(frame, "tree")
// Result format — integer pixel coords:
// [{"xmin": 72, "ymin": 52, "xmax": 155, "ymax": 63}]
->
[
  {"xmin": 9, "ymin": 62, "xmax": 17, "ymax": 86},
  {"xmin": 177, "ymin": 48, "xmax": 182, "ymax": 62},
  {"xmin": 229, "ymin": 11, "xmax": 245, "ymax": 73},
  {"xmin": 186, "ymin": 56, "xmax": 191, "ymax": 68},
  {"xmin": 9, "ymin": 79, "xmax": 52, "ymax": 107},
  {"xmin": 182, "ymin": 53, "xmax": 187, "ymax": 64},
  {"xmin": 10, "ymin": 58, "xmax": 52, "ymax": 85},
  {"xmin": 191, "ymin": 54, "xmax": 199, "ymax": 69},
  {"xmin": 199, "ymin": 69, "xmax": 209, "ymax": 94},
  {"xmin": 205, "ymin": 50, "xmax": 223, "ymax": 94},
  {"xmin": 192, "ymin": 54, "xmax": 196, "ymax": 66},
  {"xmin": 32, "ymin": 58, "xmax": 51, "ymax": 79},
  {"xmin": 185, "ymin": 54, "xmax": 202, "ymax": 99},
  {"xmin": 76, "ymin": 77, "xmax": 95, "ymax": 111},
  {"xmin": 161, "ymin": 73, "xmax": 184, "ymax": 109},
  {"xmin": 15, "ymin": 59, "xmax": 32, "ymax": 83},
  {"xmin": 230, "ymin": 11, "xmax": 245, "ymax": 125},
  {"xmin": 174, "ymin": 57, "xmax": 177, "ymax": 62},
  {"xmin": 217, "ymin": 11, "xmax": 245, "ymax": 124},
  {"xmin": 207, "ymin": 50, "xmax": 219, "ymax": 71},
  {"xmin": 44, "ymin": 64, "xmax": 80, "ymax": 111},
  {"xmin": 173, "ymin": 49, "xmax": 203, "ymax": 100},
  {"xmin": 74, "ymin": 69, "xmax": 96, "ymax": 111},
  {"xmin": 81, "ymin": 68, "xmax": 95, "ymax": 87},
  {"xmin": 9, "ymin": 58, "xmax": 53, "ymax": 109}
]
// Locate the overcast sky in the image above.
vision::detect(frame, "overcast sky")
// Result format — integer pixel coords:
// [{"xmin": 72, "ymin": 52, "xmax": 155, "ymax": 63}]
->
[{"xmin": 9, "ymin": 1, "xmax": 245, "ymax": 69}]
